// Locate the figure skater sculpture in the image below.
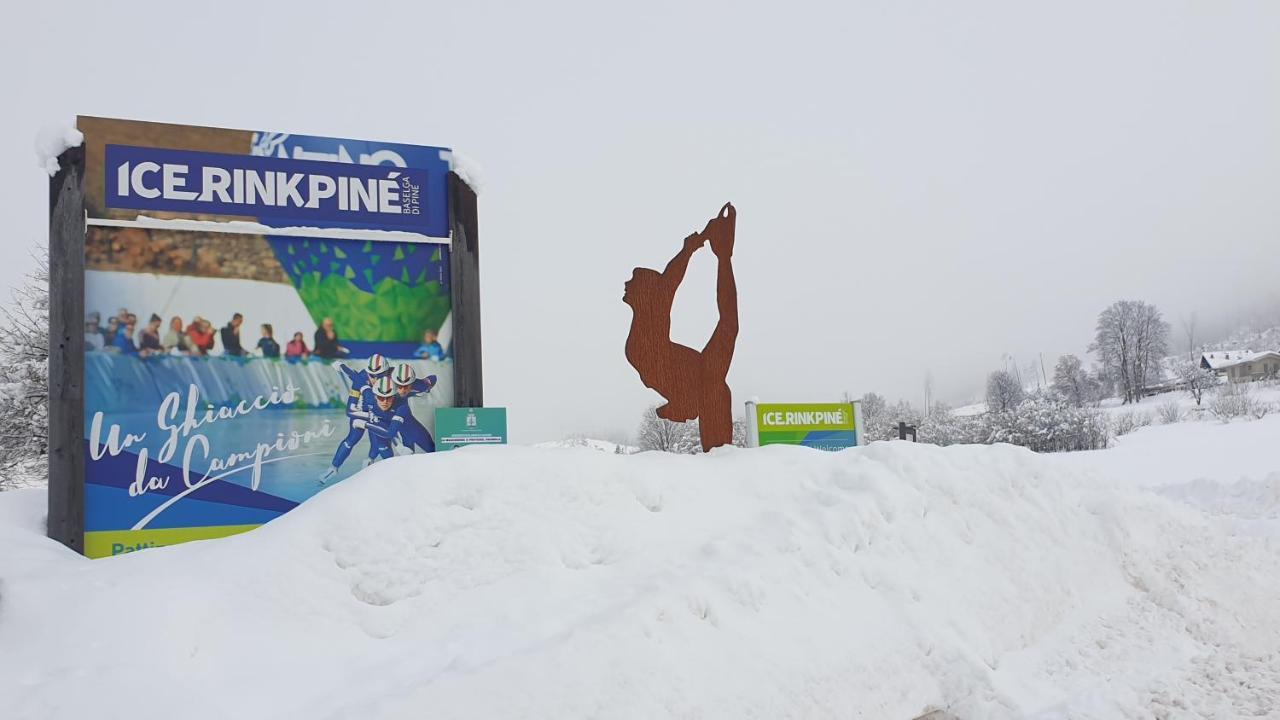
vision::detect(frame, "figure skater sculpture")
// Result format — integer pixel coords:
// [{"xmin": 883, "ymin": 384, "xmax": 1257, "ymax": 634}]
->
[{"xmin": 624, "ymin": 202, "xmax": 738, "ymax": 452}]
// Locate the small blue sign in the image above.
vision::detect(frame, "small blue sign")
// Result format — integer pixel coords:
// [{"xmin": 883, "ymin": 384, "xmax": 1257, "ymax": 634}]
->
[{"xmin": 104, "ymin": 144, "xmax": 450, "ymax": 236}]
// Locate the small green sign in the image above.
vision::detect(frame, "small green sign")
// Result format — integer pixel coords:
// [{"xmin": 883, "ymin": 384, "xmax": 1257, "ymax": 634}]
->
[
  {"xmin": 750, "ymin": 402, "xmax": 861, "ymax": 451},
  {"xmin": 435, "ymin": 407, "xmax": 508, "ymax": 451}
]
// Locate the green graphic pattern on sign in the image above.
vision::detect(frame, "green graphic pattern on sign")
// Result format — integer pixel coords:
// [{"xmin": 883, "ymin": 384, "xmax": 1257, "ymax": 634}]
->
[{"xmin": 274, "ymin": 238, "xmax": 451, "ymax": 346}]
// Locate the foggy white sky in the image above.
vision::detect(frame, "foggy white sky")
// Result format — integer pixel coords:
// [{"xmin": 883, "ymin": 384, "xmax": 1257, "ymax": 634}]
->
[{"xmin": 2, "ymin": 1, "xmax": 1278, "ymax": 442}]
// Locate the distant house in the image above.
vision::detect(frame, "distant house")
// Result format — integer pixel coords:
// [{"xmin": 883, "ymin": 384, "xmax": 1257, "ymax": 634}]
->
[{"xmin": 1200, "ymin": 350, "xmax": 1280, "ymax": 383}]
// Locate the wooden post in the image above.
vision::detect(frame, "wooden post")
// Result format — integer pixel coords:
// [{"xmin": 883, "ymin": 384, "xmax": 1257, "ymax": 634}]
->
[
  {"xmin": 448, "ymin": 172, "xmax": 483, "ymax": 407},
  {"xmin": 47, "ymin": 146, "xmax": 86, "ymax": 553},
  {"xmin": 897, "ymin": 421, "xmax": 917, "ymax": 442}
]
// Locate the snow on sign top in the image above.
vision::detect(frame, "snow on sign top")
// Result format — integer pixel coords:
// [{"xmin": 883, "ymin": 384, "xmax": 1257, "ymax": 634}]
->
[
  {"xmin": 77, "ymin": 117, "xmax": 453, "ymax": 240},
  {"xmin": 35, "ymin": 123, "xmax": 84, "ymax": 176}
]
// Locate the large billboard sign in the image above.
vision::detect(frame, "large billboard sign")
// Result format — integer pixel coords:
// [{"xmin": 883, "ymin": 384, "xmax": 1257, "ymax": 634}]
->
[
  {"xmin": 745, "ymin": 401, "xmax": 863, "ymax": 451},
  {"xmin": 48, "ymin": 117, "xmax": 483, "ymax": 557}
]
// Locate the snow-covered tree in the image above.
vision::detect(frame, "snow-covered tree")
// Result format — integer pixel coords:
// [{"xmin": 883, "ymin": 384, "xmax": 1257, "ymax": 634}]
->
[
  {"xmin": 1176, "ymin": 360, "xmax": 1219, "ymax": 407},
  {"xmin": 636, "ymin": 406, "xmax": 701, "ymax": 454},
  {"xmin": 1051, "ymin": 354, "xmax": 1099, "ymax": 407},
  {"xmin": 918, "ymin": 402, "xmax": 983, "ymax": 446},
  {"xmin": 1156, "ymin": 400, "xmax": 1184, "ymax": 424},
  {"xmin": 855, "ymin": 392, "xmax": 893, "ymax": 442},
  {"xmin": 731, "ymin": 416, "xmax": 746, "ymax": 447},
  {"xmin": 1109, "ymin": 409, "xmax": 1152, "ymax": 437},
  {"xmin": 985, "ymin": 392, "xmax": 1110, "ymax": 452},
  {"xmin": 1089, "ymin": 300, "xmax": 1169, "ymax": 404},
  {"xmin": 985, "ymin": 369, "xmax": 1025, "ymax": 413},
  {"xmin": 0, "ymin": 250, "xmax": 50, "ymax": 487}
]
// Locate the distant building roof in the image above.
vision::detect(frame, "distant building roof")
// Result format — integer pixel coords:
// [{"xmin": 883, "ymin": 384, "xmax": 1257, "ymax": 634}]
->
[{"xmin": 1200, "ymin": 349, "xmax": 1280, "ymax": 370}]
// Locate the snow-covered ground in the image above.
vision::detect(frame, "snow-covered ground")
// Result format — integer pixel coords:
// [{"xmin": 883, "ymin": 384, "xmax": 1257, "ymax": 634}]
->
[
  {"xmin": 951, "ymin": 382, "xmax": 1280, "ymax": 431},
  {"xmin": 1061, "ymin": 409, "xmax": 1280, "ymax": 489},
  {"xmin": 1061, "ymin": 413, "xmax": 1280, "ymax": 548},
  {"xmin": 951, "ymin": 401, "xmax": 987, "ymax": 417},
  {"xmin": 534, "ymin": 436, "xmax": 637, "ymax": 454},
  {"xmin": 1099, "ymin": 382, "xmax": 1280, "ymax": 422},
  {"xmin": 1, "ymin": 419, "xmax": 1278, "ymax": 719}
]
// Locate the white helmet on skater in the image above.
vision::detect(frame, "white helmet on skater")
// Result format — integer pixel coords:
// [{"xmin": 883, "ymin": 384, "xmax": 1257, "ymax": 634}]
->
[
  {"xmin": 371, "ymin": 375, "xmax": 397, "ymax": 399},
  {"xmin": 392, "ymin": 363, "xmax": 416, "ymax": 387},
  {"xmin": 367, "ymin": 353, "xmax": 390, "ymax": 377}
]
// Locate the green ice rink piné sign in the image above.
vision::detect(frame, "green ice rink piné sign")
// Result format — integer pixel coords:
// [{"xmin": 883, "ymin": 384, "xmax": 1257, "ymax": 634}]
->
[{"xmin": 748, "ymin": 402, "xmax": 862, "ymax": 451}]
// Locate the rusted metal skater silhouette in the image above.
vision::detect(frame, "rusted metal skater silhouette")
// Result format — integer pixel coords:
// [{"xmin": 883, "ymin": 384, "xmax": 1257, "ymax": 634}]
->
[{"xmin": 624, "ymin": 203, "xmax": 738, "ymax": 452}]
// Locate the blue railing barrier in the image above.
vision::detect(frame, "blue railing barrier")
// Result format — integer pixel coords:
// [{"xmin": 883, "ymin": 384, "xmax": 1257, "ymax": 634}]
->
[{"xmin": 84, "ymin": 352, "xmax": 451, "ymax": 415}]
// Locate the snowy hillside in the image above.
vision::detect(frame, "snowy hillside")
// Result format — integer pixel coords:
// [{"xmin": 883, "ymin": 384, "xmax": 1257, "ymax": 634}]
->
[
  {"xmin": 2, "ymin": 427, "xmax": 1279, "ymax": 719},
  {"xmin": 534, "ymin": 437, "xmax": 638, "ymax": 454}
]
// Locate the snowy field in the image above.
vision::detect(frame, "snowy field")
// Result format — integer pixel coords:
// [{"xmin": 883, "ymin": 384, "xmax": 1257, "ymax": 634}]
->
[
  {"xmin": 971, "ymin": 382, "xmax": 1280, "ymax": 420},
  {"xmin": 534, "ymin": 436, "xmax": 638, "ymax": 454},
  {"xmin": 1, "ymin": 419, "xmax": 1278, "ymax": 719}
]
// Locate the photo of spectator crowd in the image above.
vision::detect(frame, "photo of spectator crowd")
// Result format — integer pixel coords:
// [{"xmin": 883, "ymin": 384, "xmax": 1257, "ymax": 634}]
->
[{"xmin": 84, "ymin": 306, "xmax": 444, "ymax": 363}]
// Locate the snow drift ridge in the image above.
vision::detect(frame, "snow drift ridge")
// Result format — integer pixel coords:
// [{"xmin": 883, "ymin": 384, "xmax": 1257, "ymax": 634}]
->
[{"xmin": 1, "ymin": 442, "xmax": 1278, "ymax": 719}]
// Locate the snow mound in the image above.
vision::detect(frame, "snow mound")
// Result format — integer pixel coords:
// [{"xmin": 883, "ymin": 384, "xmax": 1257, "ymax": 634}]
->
[
  {"xmin": 1159, "ymin": 473, "xmax": 1280, "ymax": 520},
  {"xmin": 2, "ymin": 443, "xmax": 1278, "ymax": 719}
]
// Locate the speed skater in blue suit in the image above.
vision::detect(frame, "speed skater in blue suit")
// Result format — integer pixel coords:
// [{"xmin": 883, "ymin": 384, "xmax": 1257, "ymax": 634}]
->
[
  {"xmin": 390, "ymin": 362, "xmax": 438, "ymax": 453},
  {"xmin": 319, "ymin": 353, "xmax": 392, "ymax": 484}
]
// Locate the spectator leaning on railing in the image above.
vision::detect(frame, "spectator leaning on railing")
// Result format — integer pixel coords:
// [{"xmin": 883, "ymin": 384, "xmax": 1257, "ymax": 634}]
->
[
  {"xmin": 114, "ymin": 318, "xmax": 138, "ymax": 355},
  {"xmin": 257, "ymin": 324, "xmax": 280, "ymax": 358},
  {"xmin": 163, "ymin": 316, "xmax": 196, "ymax": 354},
  {"xmin": 85, "ymin": 315, "xmax": 104, "ymax": 351},
  {"xmin": 220, "ymin": 313, "xmax": 246, "ymax": 356},
  {"xmin": 313, "ymin": 317, "xmax": 346, "ymax": 359},
  {"xmin": 137, "ymin": 314, "xmax": 164, "ymax": 357},
  {"xmin": 83, "ymin": 305, "xmax": 354, "ymax": 365},
  {"xmin": 413, "ymin": 329, "xmax": 444, "ymax": 360},
  {"xmin": 186, "ymin": 317, "xmax": 215, "ymax": 355},
  {"xmin": 285, "ymin": 332, "xmax": 310, "ymax": 362}
]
